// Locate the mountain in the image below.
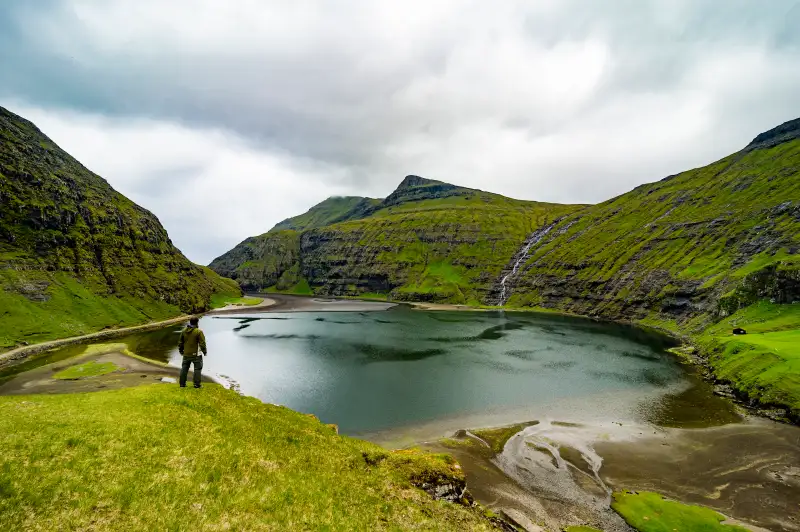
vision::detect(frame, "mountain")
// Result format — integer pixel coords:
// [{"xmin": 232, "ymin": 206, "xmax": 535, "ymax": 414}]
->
[
  {"xmin": 210, "ymin": 176, "xmax": 583, "ymax": 303},
  {"xmin": 495, "ymin": 118, "xmax": 800, "ymax": 420},
  {"xmin": 212, "ymin": 118, "xmax": 800, "ymax": 420},
  {"xmin": 0, "ymin": 106, "xmax": 240, "ymax": 350},
  {"xmin": 271, "ymin": 196, "xmax": 382, "ymax": 232},
  {"xmin": 498, "ymin": 118, "xmax": 800, "ymax": 327}
]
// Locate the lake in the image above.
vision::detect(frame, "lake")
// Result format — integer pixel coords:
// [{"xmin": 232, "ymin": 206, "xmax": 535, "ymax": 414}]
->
[{"xmin": 110, "ymin": 304, "xmax": 735, "ymax": 437}]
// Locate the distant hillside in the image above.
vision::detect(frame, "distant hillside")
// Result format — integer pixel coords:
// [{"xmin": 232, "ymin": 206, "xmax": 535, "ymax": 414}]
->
[
  {"xmin": 210, "ymin": 176, "xmax": 582, "ymax": 303},
  {"xmin": 499, "ymin": 118, "xmax": 800, "ymax": 329},
  {"xmin": 0, "ymin": 106, "xmax": 240, "ymax": 350},
  {"xmin": 271, "ymin": 196, "xmax": 382, "ymax": 232}
]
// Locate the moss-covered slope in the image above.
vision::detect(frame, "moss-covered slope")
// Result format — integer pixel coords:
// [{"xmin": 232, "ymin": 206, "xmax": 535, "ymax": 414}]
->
[
  {"xmin": 505, "ymin": 118, "xmax": 800, "ymax": 331},
  {"xmin": 211, "ymin": 176, "xmax": 582, "ymax": 303},
  {"xmin": 271, "ymin": 195, "xmax": 382, "ymax": 232},
  {"xmin": 0, "ymin": 106, "xmax": 240, "ymax": 350},
  {"xmin": 0, "ymin": 384, "xmax": 503, "ymax": 531}
]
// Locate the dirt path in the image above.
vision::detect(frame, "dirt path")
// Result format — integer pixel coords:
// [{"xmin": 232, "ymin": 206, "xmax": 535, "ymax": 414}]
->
[
  {"xmin": 0, "ymin": 315, "xmax": 194, "ymax": 371},
  {"xmin": 0, "ymin": 348, "xmax": 207, "ymax": 395}
]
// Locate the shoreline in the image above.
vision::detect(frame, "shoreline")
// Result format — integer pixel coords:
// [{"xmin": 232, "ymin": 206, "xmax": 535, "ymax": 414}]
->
[
  {"xmin": 418, "ymin": 415, "xmax": 800, "ymax": 532},
  {"xmin": 0, "ymin": 314, "xmax": 193, "ymax": 371}
]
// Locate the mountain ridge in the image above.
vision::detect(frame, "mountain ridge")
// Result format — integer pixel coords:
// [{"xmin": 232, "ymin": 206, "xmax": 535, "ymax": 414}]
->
[
  {"xmin": 210, "ymin": 176, "xmax": 581, "ymax": 300},
  {"xmin": 0, "ymin": 105, "xmax": 240, "ymax": 351},
  {"xmin": 211, "ymin": 117, "xmax": 800, "ymax": 419}
]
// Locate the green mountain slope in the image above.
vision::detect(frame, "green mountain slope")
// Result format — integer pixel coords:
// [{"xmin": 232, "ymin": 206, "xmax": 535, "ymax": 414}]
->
[
  {"xmin": 501, "ymin": 118, "xmax": 800, "ymax": 419},
  {"xmin": 210, "ymin": 176, "xmax": 583, "ymax": 303},
  {"xmin": 271, "ymin": 196, "xmax": 382, "ymax": 232},
  {"xmin": 0, "ymin": 106, "xmax": 240, "ymax": 351},
  {"xmin": 502, "ymin": 118, "xmax": 800, "ymax": 327},
  {"xmin": 211, "ymin": 118, "xmax": 800, "ymax": 419}
]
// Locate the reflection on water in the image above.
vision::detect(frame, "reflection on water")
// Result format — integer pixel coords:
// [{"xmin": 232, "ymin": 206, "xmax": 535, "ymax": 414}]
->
[{"xmin": 19, "ymin": 307, "xmax": 740, "ymax": 434}]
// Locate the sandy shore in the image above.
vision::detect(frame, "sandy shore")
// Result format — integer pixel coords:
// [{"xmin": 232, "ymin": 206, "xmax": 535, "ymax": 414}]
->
[
  {"xmin": 235, "ymin": 293, "xmax": 397, "ymax": 313},
  {"xmin": 207, "ymin": 297, "xmax": 277, "ymax": 314},
  {"xmin": 416, "ymin": 415, "xmax": 800, "ymax": 532}
]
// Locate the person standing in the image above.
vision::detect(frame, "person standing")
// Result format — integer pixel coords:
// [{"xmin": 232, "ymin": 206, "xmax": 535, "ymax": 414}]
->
[{"xmin": 178, "ymin": 316, "xmax": 207, "ymax": 388}]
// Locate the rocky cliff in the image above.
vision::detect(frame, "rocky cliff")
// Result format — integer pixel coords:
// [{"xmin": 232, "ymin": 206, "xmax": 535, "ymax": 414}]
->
[
  {"xmin": 0, "ymin": 106, "xmax": 240, "ymax": 350},
  {"xmin": 210, "ymin": 177, "xmax": 582, "ymax": 303},
  {"xmin": 498, "ymin": 117, "xmax": 800, "ymax": 331}
]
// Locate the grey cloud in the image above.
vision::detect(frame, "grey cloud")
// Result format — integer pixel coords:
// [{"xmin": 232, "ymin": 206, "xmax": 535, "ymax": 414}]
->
[{"xmin": 1, "ymin": 1, "xmax": 800, "ymax": 262}]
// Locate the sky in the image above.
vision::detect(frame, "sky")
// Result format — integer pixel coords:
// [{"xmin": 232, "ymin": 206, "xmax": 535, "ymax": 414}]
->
[{"xmin": 1, "ymin": 1, "xmax": 799, "ymax": 264}]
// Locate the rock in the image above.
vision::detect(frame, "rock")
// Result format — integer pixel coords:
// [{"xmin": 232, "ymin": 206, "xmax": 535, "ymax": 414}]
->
[{"xmin": 732, "ymin": 328, "xmax": 747, "ymax": 335}]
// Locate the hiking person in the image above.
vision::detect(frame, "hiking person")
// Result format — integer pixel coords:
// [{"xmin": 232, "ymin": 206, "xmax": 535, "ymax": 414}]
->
[{"xmin": 178, "ymin": 316, "xmax": 207, "ymax": 388}]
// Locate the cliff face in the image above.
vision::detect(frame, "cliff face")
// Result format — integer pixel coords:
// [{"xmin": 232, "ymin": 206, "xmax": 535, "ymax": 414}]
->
[
  {"xmin": 499, "ymin": 118, "xmax": 800, "ymax": 331},
  {"xmin": 0, "ymin": 106, "xmax": 239, "ymax": 350},
  {"xmin": 210, "ymin": 178, "xmax": 582, "ymax": 303},
  {"xmin": 212, "ymin": 119, "xmax": 799, "ymax": 329}
]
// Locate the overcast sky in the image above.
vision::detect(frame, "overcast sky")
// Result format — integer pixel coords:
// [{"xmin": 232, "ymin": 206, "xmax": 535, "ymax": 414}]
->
[{"xmin": 2, "ymin": 1, "xmax": 799, "ymax": 264}]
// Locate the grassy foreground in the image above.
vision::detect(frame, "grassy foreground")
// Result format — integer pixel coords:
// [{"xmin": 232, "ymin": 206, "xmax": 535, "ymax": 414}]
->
[{"xmin": 0, "ymin": 384, "xmax": 501, "ymax": 531}]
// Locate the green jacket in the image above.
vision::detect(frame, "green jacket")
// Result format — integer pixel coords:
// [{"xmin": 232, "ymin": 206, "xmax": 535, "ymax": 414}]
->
[{"xmin": 179, "ymin": 325, "xmax": 207, "ymax": 357}]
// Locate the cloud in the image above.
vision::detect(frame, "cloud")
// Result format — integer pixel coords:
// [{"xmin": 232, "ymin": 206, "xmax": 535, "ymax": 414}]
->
[
  {"xmin": 1, "ymin": 1, "xmax": 799, "ymax": 262},
  {"xmin": 6, "ymin": 103, "xmax": 350, "ymax": 264}
]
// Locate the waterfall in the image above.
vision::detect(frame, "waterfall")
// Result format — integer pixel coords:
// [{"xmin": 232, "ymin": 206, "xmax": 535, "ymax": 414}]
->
[{"xmin": 498, "ymin": 221, "xmax": 558, "ymax": 305}]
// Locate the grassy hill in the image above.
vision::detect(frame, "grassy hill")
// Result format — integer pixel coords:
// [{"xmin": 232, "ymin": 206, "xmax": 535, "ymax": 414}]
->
[
  {"xmin": 503, "ymin": 119, "xmax": 800, "ymax": 327},
  {"xmin": 503, "ymin": 118, "xmax": 800, "ymax": 420},
  {"xmin": 211, "ymin": 118, "xmax": 800, "ymax": 420},
  {"xmin": 0, "ymin": 106, "xmax": 240, "ymax": 351},
  {"xmin": 210, "ymin": 176, "xmax": 582, "ymax": 304},
  {"xmin": 271, "ymin": 196, "xmax": 383, "ymax": 232},
  {"xmin": 0, "ymin": 384, "xmax": 504, "ymax": 531}
]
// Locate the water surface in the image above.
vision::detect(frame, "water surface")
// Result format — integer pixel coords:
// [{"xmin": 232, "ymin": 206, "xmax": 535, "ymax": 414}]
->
[{"xmin": 109, "ymin": 307, "xmax": 731, "ymax": 435}]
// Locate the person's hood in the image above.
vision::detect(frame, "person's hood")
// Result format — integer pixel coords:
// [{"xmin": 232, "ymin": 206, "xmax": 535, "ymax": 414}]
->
[{"xmin": 186, "ymin": 324, "xmax": 197, "ymax": 330}]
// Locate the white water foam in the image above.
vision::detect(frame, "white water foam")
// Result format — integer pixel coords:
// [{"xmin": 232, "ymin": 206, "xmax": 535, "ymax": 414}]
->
[{"xmin": 498, "ymin": 222, "xmax": 558, "ymax": 305}]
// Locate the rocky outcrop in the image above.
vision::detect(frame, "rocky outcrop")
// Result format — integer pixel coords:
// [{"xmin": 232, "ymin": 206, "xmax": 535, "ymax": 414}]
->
[{"xmin": 744, "ymin": 117, "xmax": 800, "ymax": 152}]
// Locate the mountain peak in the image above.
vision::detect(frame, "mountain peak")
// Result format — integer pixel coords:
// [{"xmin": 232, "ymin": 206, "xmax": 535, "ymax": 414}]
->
[
  {"xmin": 395, "ymin": 175, "xmax": 442, "ymax": 190},
  {"xmin": 744, "ymin": 117, "xmax": 800, "ymax": 152},
  {"xmin": 383, "ymin": 175, "xmax": 476, "ymax": 207}
]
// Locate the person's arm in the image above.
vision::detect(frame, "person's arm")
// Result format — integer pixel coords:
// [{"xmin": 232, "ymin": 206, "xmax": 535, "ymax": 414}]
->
[
  {"xmin": 178, "ymin": 330, "xmax": 185, "ymax": 356},
  {"xmin": 199, "ymin": 330, "xmax": 207, "ymax": 356}
]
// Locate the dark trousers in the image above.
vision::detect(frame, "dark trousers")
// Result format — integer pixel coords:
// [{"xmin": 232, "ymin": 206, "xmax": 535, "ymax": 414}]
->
[{"xmin": 179, "ymin": 356, "xmax": 203, "ymax": 387}]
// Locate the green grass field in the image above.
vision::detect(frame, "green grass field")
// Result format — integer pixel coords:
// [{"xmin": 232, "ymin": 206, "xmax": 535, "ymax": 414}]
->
[
  {"xmin": 52, "ymin": 360, "xmax": 120, "ymax": 380},
  {"xmin": 611, "ymin": 491, "xmax": 750, "ymax": 532},
  {"xmin": 0, "ymin": 384, "xmax": 501, "ymax": 531},
  {"xmin": 698, "ymin": 302, "xmax": 800, "ymax": 419}
]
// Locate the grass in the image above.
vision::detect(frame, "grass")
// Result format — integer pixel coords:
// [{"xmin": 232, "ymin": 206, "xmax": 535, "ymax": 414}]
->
[
  {"xmin": 0, "ymin": 385, "xmax": 501, "ymax": 531},
  {"xmin": 470, "ymin": 421, "xmax": 539, "ymax": 455},
  {"xmin": 52, "ymin": 360, "xmax": 120, "ymax": 380},
  {"xmin": 698, "ymin": 301, "xmax": 800, "ymax": 418},
  {"xmin": 611, "ymin": 491, "xmax": 750, "ymax": 532},
  {"xmin": 210, "ymin": 295, "xmax": 263, "ymax": 309},
  {"xmin": 0, "ymin": 106, "xmax": 241, "ymax": 352},
  {"xmin": 210, "ymin": 176, "xmax": 582, "ymax": 302}
]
